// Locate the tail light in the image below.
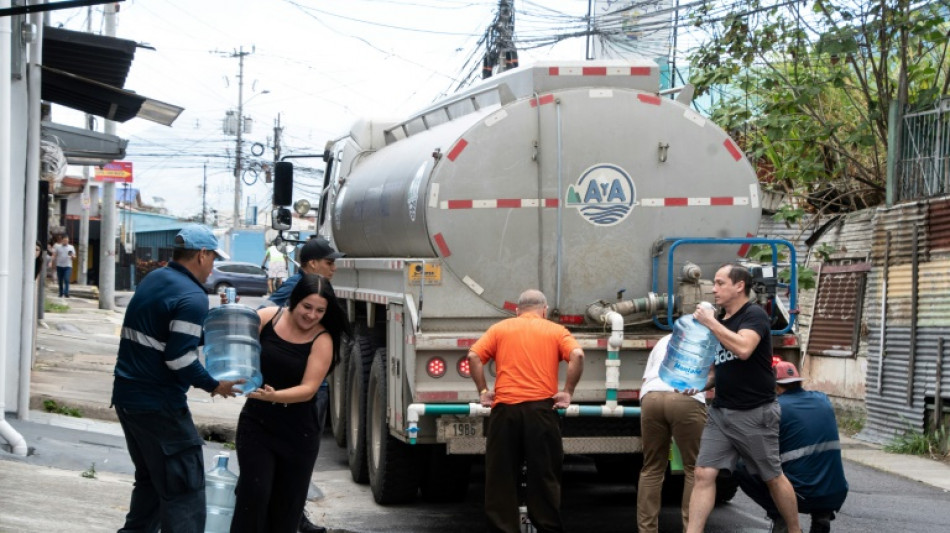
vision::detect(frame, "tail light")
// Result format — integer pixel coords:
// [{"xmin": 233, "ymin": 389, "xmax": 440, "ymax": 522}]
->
[
  {"xmin": 426, "ymin": 357, "xmax": 446, "ymax": 378},
  {"xmin": 457, "ymin": 356, "xmax": 470, "ymax": 378}
]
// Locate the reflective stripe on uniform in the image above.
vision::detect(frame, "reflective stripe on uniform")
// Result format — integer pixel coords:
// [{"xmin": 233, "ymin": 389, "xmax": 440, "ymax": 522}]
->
[
  {"xmin": 122, "ymin": 327, "xmax": 166, "ymax": 351},
  {"xmin": 170, "ymin": 320, "xmax": 202, "ymax": 338},
  {"xmin": 166, "ymin": 349, "xmax": 199, "ymax": 371},
  {"xmin": 780, "ymin": 440, "xmax": 841, "ymax": 464}
]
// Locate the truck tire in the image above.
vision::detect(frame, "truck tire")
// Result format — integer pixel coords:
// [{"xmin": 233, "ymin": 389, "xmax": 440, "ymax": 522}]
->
[
  {"xmin": 659, "ymin": 471, "xmax": 738, "ymax": 505},
  {"xmin": 368, "ymin": 348, "xmax": 420, "ymax": 504},
  {"xmin": 714, "ymin": 473, "xmax": 739, "ymax": 504},
  {"xmin": 419, "ymin": 445, "xmax": 472, "ymax": 503},
  {"xmin": 346, "ymin": 327, "xmax": 376, "ymax": 483},
  {"xmin": 329, "ymin": 333, "xmax": 352, "ymax": 448},
  {"xmin": 594, "ymin": 454, "xmax": 643, "ymax": 484}
]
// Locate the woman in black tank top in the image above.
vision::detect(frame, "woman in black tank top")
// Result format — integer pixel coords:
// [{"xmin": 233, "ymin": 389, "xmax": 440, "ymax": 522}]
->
[{"xmin": 231, "ymin": 274, "xmax": 350, "ymax": 533}]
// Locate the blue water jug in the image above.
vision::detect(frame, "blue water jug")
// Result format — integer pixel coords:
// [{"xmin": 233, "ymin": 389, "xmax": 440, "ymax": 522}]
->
[
  {"xmin": 203, "ymin": 299, "xmax": 263, "ymax": 396},
  {"xmin": 659, "ymin": 302, "xmax": 719, "ymax": 391},
  {"xmin": 204, "ymin": 453, "xmax": 238, "ymax": 533}
]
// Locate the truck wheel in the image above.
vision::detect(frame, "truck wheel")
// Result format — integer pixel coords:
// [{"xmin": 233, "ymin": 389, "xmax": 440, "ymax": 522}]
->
[
  {"xmin": 368, "ymin": 348, "xmax": 419, "ymax": 504},
  {"xmin": 419, "ymin": 444, "xmax": 472, "ymax": 503},
  {"xmin": 346, "ymin": 341, "xmax": 370, "ymax": 483},
  {"xmin": 329, "ymin": 333, "xmax": 352, "ymax": 448}
]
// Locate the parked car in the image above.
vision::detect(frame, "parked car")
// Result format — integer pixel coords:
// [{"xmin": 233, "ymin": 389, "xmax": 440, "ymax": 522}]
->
[{"xmin": 203, "ymin": 261, "xmax": 269, "ymax": 296}]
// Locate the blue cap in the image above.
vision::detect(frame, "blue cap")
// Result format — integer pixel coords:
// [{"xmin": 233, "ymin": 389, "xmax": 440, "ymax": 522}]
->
[{"xmin": 174, "ymin": 224, "xmax": 230, "ymax": 260}]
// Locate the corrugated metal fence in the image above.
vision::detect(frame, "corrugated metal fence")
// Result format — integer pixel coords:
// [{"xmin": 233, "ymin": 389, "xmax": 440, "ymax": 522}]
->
[{"xmin": 862, "ymin": 197, "xmax": 950, "ymax": 443}]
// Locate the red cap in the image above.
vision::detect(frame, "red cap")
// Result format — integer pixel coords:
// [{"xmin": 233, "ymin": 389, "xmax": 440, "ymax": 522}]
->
[{"xmin": 774, "ymin": 361, "xmax": 803, "ymax": 384}]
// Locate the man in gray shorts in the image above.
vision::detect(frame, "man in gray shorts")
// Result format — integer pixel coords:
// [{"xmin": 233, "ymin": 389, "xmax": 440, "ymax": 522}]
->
[{"xmin": 684, "ymin": 264, "xmax": 803, "ymax": 533}]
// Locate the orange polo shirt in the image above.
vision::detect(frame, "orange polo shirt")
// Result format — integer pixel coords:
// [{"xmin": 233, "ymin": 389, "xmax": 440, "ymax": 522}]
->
[{"xmin": 471, "ymin": 313, "xmax": 580, "ymax": 406}]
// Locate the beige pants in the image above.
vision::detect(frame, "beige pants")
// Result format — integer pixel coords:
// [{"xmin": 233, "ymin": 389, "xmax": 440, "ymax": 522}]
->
[{"xmin": 637, "ymin": 391, "xmax": 707, "ymax": 533}]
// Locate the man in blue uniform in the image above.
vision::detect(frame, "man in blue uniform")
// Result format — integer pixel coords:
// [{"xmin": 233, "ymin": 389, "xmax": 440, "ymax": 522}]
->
[
  {"xmin": 734, "ymin": 362, "xmax": 849, "ymax": 533},
  {"xmin": 260, "ymin": 236, "xmax": 343, "ymax": 533},
  {"xmin": 112, "ymin": 224, "xmax": 244, "ymax": 532}
]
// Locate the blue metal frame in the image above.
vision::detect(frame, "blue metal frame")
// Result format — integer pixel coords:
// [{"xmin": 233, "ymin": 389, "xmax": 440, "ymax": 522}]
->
[{"xmin": 651, "ymin": 237, "xmax": 797, "ymax": 335}]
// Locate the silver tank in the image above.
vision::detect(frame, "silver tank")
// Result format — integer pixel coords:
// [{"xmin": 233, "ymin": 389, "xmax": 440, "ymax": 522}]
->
[{"xmin": 328, "ymin": 61, "xmax": 760, "ymax": 317}]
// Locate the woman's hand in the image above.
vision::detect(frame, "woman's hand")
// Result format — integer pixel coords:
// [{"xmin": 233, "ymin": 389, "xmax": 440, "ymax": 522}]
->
[{"xmin": 248, "ymin": 384, "xmax": 276, "ymax": 401}]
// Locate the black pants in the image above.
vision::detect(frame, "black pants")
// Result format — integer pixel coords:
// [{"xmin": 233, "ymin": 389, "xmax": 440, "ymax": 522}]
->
[
  {"xmin": 116, "ymin": 405, "xmax": 206, "ymax": 533},
  {"xmin": 231, "ymin": 410, "xmax": 320, "ymax": 533},
  {"xmin": 485, "ymin": 399, "xmax": 564, "ymax": 533}
]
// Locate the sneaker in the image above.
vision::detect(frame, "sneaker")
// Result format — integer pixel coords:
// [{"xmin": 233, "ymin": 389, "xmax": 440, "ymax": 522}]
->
[
  {"xmin": 810, "ymin": 511, "xmax": 834, "ymax": 533},
  {"xmin": 299, "ymin": 513, "xmax": 327, "ymax": 533}
]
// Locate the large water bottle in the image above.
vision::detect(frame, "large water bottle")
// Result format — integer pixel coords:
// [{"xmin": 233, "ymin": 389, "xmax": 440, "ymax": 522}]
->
[
  {"xmin": 204, "ymin": 453, "xmax": 238, "ymax": 533},
  {"xmin": 203, "ymin": 293, "xmax": 263, "ymax": 396},
  {"xmin": 659, "ymin": 302, "xmax": 719, "ymax": 391}
]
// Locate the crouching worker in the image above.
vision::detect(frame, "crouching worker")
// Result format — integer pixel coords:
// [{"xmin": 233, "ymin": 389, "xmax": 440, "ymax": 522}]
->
[{"xmin": 734, "ymin": 362, "xmax": 848, "ymax": 533}]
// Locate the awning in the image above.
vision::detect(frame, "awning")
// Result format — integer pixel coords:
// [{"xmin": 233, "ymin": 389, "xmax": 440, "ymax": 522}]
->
[
  {"xmin": 42, "ymin": 26, "xmax": 184, "ymax": 126},
  {"xmin": 41, "ymin": 121, "xmax": 128, "ymax": 166}
]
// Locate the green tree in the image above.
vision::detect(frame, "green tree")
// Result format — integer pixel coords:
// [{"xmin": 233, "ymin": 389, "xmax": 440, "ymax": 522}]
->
[{"xmin": 688, "ymin": 0, "xmax": 949, "ymax": 214}]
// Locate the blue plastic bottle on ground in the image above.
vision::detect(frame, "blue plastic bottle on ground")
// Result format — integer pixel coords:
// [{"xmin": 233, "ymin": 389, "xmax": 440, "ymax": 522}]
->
[
  {"xmin": 204, "ymin": 453, "xmax": 238, "ymax": 533},
  {"xmin": 203, "ymin": 297, "xmax": 262, "ymax": 396},
  {"xmin": 659, "ymin": 302, "xmax": 719, "ymax": 391}
]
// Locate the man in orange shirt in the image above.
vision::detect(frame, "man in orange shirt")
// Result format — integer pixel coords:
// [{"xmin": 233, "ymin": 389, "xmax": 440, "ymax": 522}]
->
[{"xmin": 468, "ymin": 289, "xmax": 585, "ymax": 533}]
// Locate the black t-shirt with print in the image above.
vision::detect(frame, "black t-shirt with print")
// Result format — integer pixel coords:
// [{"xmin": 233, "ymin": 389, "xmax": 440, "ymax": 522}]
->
[{"xmin": 711, "ymin": 301, "xmax": 775, "ymax": 410}]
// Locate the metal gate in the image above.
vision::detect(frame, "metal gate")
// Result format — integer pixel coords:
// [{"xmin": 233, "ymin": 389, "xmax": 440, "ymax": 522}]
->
[{"xmin": 898, "ymin": 100, "xmax": 950, "ymax": 202}]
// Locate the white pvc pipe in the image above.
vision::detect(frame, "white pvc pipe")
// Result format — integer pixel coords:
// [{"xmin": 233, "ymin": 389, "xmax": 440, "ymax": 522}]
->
[{"xmin": 0, "ymin": 0, "xmax": 29, "ymax": 456}]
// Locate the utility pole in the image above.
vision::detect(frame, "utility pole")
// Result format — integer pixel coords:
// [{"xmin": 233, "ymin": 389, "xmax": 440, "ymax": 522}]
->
[
  {"xmin": 202, "ymin": 162, "xmax": 208, "ymax": 224},
  {"xmin": 78, "ymin": 6, "xmax": 92, "ymax": 285},
  {"xmin": 98, "ymin": 3, "xmax": 117, "ymax": 311},
  {"xmin": 231, "ymin": 47, "xmax": 252, "ymax": 230}
]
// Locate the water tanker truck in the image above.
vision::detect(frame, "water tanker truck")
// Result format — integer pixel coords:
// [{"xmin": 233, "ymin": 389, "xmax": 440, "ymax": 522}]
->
[{"xmin": 271, "ymin": 60, "xmax": 799, "ymax": 505}]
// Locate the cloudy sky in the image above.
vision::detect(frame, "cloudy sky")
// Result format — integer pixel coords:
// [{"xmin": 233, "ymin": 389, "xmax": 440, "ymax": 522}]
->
[{"xmin": 48, "ymin": 0, "xmax": 680, "ymax": 220}]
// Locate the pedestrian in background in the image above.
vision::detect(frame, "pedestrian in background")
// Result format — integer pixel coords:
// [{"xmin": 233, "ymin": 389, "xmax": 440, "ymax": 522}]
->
[
  {"xmin": 262, "ymin": 239, "xmax": 289, "ymax": 295},
  {"xmin": 231, "ymin": 274, "xmax": 351, "ymax": 533},
  {"xmin": 735, "ymin": 362, "xmax": 849, "ymax": 533},
  {"xmin": 468, "ymin": 289, "xmax": 585, "ymax": 533},
  {"xmin": 111, "ymin": 224, "xmax": 244, "ymax": 532},
  {"xmin": 258, "ymin": 236, "xmax": 344, "ymax": 533},
  {"xmin": 638, "ymin": 334, "xmax": 707, "ymax": 533},
  {"xmin": 686, "ymin": 264, "xmax": 803, "ymax": 533},
  {"xmin": 50, "ymin": 234, "xmax": 75, "ymax": 297}
]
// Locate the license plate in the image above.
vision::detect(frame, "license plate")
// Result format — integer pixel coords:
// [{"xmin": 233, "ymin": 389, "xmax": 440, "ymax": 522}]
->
[{"xmin": 438, "ymin": 417, "xmax": 483, "ymax": 440}]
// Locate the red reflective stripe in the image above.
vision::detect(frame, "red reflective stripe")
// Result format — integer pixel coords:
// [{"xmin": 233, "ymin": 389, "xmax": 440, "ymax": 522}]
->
[
  {"xmin": 630, "ymin": 67, "xmax": 652, "ymax": 76},
  {"xmin": 544, "ymin": 198, "xmax": 559, "ymax": 207},
  {"xmin": 531, "ymin": 94, "xmax": 555, "ymax": 107},
  {"xmin": 503, "ymin": 301, "xmax": 518, "ymax": 312},
  {"xmin": 457, "ymin": 338, "xmax": 478, "ymax": 347},
  {"xmin": 664, "ymin": 197, "xmax": 688, "ymax": 206},
  {"xmin": 434, "ymin": 232, "xmax": 451, "ymax": 257},
  {"xmin": 637, "ymin": 94, "xmax": 662, "ymax": 106},
  {"xmin": 724, "ymin": 139, "xmax": 742, "ymax": 161},
  {"xmin": 417, "ymin": 391, "xmax": 459, "ymax": 402},
  {"xmin": 447, "ymin": 138, "xmax": 468, "ymax": 162},
  {"xmin": 736, "ymin": 232, "xmax": 755, "ymax": 257},
  {"xmin": 710, "ymin": 197, "xmax": 734, "ymax": 206},
  {"xmin": 617, "ymin": 390, "xmax": 640, "ymax": 401},
  {"xmin": 447, "ymin": 200, "xmax": 473, "ymax": 209},
  {"xmin": 558, "ymin": 315, "xmax": 584, "ymax": 325},
  {"xmin": 549, "ymin": 67, "xmax": 559, "ymax": 76},
  {"xmin": 597, "ymin": 338, "xmax": 608, "ymax": 348},
  {"xmin": 497, "ymin": 199, "xmax": 521, "ymax": 208},
  {"xmin": 583, "ymin": 66, "xmax": 607, "ymax": 76},
  {"xmin": 645, "ymin": 338, "xmax": 658, "ymax": 349}
]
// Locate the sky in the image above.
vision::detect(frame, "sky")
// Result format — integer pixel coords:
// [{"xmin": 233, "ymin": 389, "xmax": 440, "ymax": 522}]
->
[{"xmin": 46, "ymin": 0, "xmax": 690, "ymax": 220}]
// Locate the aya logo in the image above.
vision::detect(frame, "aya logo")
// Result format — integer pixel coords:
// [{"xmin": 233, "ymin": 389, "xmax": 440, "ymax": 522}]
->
[{"xmin": 565, "ymin": 164, "xmax": 636, "ymax": 226}]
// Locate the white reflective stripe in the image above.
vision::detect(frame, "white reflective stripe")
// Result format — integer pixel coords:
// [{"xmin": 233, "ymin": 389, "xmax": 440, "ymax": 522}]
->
[
  {"xmin": 169, "ymin": 320, "xmax": 202, "ymax": 338},
  {"xmin": 122, "ymin": 327, "xmax": 166, "ymax": 351},
  {"xmin": 166, "ymin": 349, "xmax": 199, "ymax": 371},
  {"xmin": 780, "ymin": 440, "xmax": 841, "ymax": 464}
]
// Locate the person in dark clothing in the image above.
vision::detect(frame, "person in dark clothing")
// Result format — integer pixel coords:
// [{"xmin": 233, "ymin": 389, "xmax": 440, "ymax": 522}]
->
[
  {"xmin": 258, "ymin": 237, "xmax": 344, "ymax": 533},
  {"xmin": 231, "ymin": 274, "xmax": 351, "ymax": 533},
  {"xmin": 468, "ymin": 289, "xmax": 585, "ymax": 533},
  {"xmin": 112, "ymin": 224, "xmax": 243, "ymax": 533},
  {"xmin": 685, "ymin": 264, "xmax": 803, "ymax": 533},
  {"xmin": 735, "ymin": 362, "xmax": 849, "ymax": 533}
]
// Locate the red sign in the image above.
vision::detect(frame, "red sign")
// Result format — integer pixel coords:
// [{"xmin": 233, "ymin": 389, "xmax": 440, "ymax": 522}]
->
[{"xmin": 95, "ymin": 161, "xmax": 133, "ymax": 183}]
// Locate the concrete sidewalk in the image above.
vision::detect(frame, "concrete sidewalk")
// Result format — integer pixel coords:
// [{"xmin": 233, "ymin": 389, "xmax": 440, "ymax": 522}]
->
[{"xmin": 3, "ymin": 288, "xmax": 950, "ymax": 532}]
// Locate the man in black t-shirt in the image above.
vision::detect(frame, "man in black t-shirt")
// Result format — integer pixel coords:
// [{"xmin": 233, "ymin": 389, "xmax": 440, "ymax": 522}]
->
[{"xmin": 683, "ymin": 264, "xmax": 803, "ymax": 533}]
